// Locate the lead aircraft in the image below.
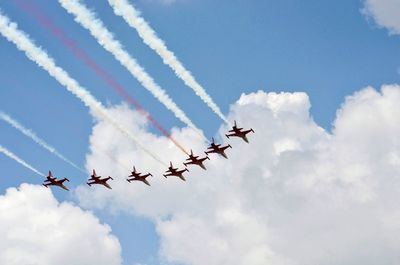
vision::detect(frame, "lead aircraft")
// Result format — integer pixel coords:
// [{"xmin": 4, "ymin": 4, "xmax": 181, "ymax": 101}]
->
[
  {"xmin": 205, "ymin": 138, "xmax": 232, "ymax": 159},
  {"xmin": 87, "ymin": 169, "xmax": 113, "ymax": 189},
  {"xmin": 184, "ymin": 150, "xmax": 209, "ymax": 170},
  {"xmin": 225, "ymin": 120, "xmax": 255, "ymax": 143},
  {"xmin": 163, "ymin": 162, "xmax": 188, "ymax": 181},
  {"xmin": 127, "ymin": 166, "xmax": 152, "ymax": 186},
  {"xmin": 43, "ymin": 171, "xmax": 69, "ymax": 191}
]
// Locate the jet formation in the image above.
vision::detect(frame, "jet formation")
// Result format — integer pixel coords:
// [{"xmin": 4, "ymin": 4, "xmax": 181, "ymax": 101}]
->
[{"xmin": 42, "ymin": 121, "xmax": 254, "ymax": 190}]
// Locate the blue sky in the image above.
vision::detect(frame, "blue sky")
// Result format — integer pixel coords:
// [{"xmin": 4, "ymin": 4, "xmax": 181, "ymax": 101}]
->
[{"xmin": 1, "ymin": 0, "xmax": 400, "ymax": 264}]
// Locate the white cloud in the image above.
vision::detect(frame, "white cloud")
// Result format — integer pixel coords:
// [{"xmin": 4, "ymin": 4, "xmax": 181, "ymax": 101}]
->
[
  {"xmin": 363, "ymin": 0, "xmax": 400, "ymax": 34},
  {"xmin": 77, "ymin": 85, "xmax": 400, "ymax": 265},
  {"xmin": 0, "ymin": 184, "xmax": 122, "ymax": 265}
]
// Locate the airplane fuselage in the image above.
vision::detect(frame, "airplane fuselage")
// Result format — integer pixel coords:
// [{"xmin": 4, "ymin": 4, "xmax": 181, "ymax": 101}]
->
[
  {"xmin": 164, "ymin": 169, "xmax": 187, "ymax": 181},
  {"xmin": 127, "ymin": 176, "xmax": 151, "ymax": 186},
  {"xmin": 87, "ymin": 176, "xmax": 113, "ymax": 189},
  {"xmin": 184, "ymin": 156, "xmax": 209, "ymax": 170},
  {"xmin": 226, "ymin": 128, "xmax": 254, "ymax": 143},
  {"xmin": 164, "ymin": 173, "xmax": 186, "ymax": 181},
  {"xmin": 206, "ymin": 144, "xmax": 231, "ymax": 159},
  {"xmin": 43, "ymin": 181, "xmax": 69, "ymax": 191},
  {"xmin": 87, "ymin": 180, "xmax": 112, "ymax": 189}
]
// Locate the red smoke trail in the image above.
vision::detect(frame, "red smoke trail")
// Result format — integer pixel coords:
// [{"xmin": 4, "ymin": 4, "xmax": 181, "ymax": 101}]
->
[{"xmin": 17, "ymin": 0, "xmax": 189, "ymax": 155}]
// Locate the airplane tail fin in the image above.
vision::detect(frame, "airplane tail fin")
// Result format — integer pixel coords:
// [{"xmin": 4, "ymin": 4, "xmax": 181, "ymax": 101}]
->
[
  {"xmin": 92, "ymin": 169, "xmax": 96, "ymax": 176},
  {"xmin": 48, "ymin": 170, "xmax": 52, "ymax": 177}
]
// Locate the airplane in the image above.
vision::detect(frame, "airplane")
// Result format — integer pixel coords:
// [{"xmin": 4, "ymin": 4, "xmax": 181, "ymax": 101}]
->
[
  {"xmin": 225, "ymin": 120, "xmax": 254, "ymax": 143},
  {"xmin": 205, "ymin": 138, "xmax": 232, "ymax": 159},
  {"xmin": 87, "ymin": 169, "xmax": 113, "ymax": 189},
  {"xmin": 163, "ymin": 162, "xmax": 188, "ymax": 181},
  {"xmin": 42, "ymin": 171, "xmax": 70, "ymax": 191},
  {"xmin": 127, "ymin": 166, "xmax": 152, "ymax": 186},
  {"xmin": 184, "ymin": 150, "xmax": 209, "ymax": 170}
]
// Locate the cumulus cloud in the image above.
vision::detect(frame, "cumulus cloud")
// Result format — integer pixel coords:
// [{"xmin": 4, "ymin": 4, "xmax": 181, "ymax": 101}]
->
[
  {"xmin": 0, "ymin": 184, "xmax": 122, "ymax": 265},
  {"xmin": 77, "ymin": 85, "xmax": 400, "ymax": 265},
  {"xmin": 363, "ymin": 0, "xmax": 400, "ymax": 34}
]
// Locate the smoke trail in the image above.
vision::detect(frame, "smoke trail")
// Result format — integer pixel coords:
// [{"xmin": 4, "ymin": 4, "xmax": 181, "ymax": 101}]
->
[
  {"xmin": 59, "ymin": 0, "xmax": 204, "ymax": 138},
  {"xmin": 0, "ymin": 144, "xmax": 45, "ymax": 177},
  {"xmin": 16, "ymin": 0, "xmax": 190, "ymax": 155},
  {"xmin": 0, "ymin": 12, "xmax": 166, "ymax": 166},
  {"xmin": 108, "ymin": 0, "xmax": 228, "ymax": 123},
  {"xmin": 0, "ymin": 111, "xmax": 86, "ymax": 173}
]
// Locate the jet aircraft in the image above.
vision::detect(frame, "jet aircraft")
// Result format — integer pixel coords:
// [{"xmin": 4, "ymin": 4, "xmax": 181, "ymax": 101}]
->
[
  {"xmin": 184, "ymin": 150, "xmax": 209, "ymax": 170},
  {"xmin": 87, "ymin": 169, "xmax": 113, "ymax": 189},
  {"xmin": 42, "ymin": 171, "xmax": 69, "ymax": 191},
  {"xmin": 163, "ymin": 162, "xmax": 188, "ymax": 181},
  {"xmin": 225, "ymin": 120, "xmax": 254, "ymax": 143},
  {"xmin": 127, "ymin": 166, "xmax": 152, "ymax": 186},
  {"xmin": 205, "ymin": 138, "xmax": 232, "ymax": 159}
]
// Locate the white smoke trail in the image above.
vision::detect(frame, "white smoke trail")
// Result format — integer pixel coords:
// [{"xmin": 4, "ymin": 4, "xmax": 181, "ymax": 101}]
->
[
  {"xmin": 0, "ymin": 144, "xmax": 45, "ymax": 177},
  {"xmin": 108, "ymin": 0, "xmax": 228, "ymax": 123},
  {"xmin": 59, "ymin": 0, "xmax": 204, "ymax": 135},
  {"xmin": 0, "ymin": 111, "xmax": 86, "ymax": 174},
  {"xmin": 0, "ymin": 12, "xmax": 166, "ymax": 166}
]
